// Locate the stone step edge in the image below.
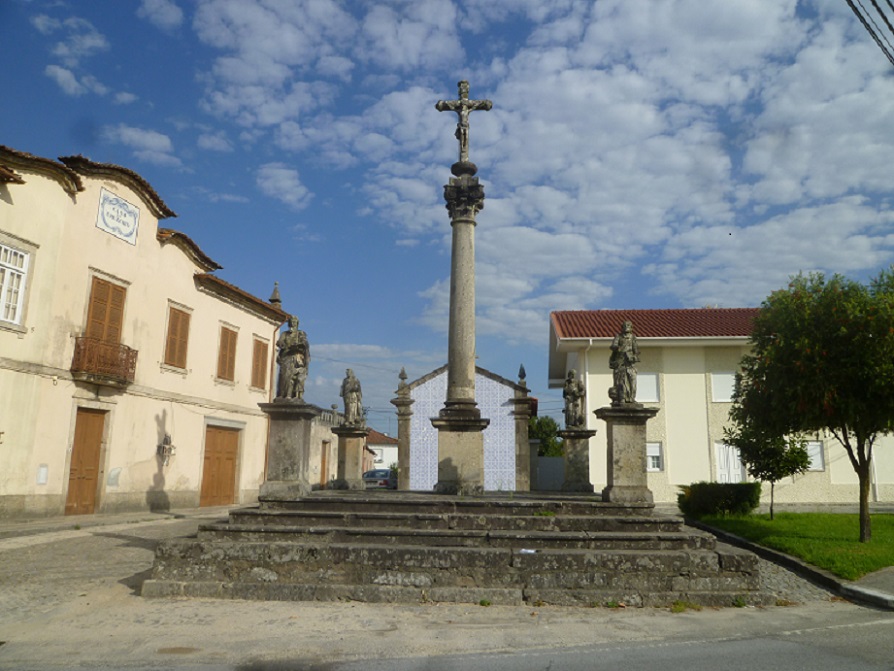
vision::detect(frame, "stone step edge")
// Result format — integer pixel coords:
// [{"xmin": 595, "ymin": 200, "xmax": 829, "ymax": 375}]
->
[
  {"xmin": 141, "ymin": 580, "xmax": 767, "ymax": 607},
  {"xmin": 230, "ymin": 509, "xmax": 680, "ymax": 526},
  {"xmin": 199, "ymin": 523, "xmax": 711, "ymax": 544}
]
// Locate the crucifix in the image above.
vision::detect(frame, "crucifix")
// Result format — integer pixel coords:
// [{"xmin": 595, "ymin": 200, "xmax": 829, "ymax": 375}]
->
[{"xmin": 436, "ymin": 80, "xmax": 492, "ymax": 164}]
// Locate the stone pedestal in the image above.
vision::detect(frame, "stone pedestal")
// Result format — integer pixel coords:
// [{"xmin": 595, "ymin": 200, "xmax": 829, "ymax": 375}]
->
[
  {"xmin": 259, "ymin": 400, "xmax": 321, "ymax": 499},
  {"xmin": 558, "ymin": 429, "xmax": 597, "ymax": 492},
  {"xmin": 594, "ymin": 405, "xmax": 659, "ymax": 503},
  {"xmin": 332, "ymin": 426, "xmax": 370, "ymax": 490},
  {"xmin": 431, "ymin": 417, "xmax": 489, "ymax": 495}
]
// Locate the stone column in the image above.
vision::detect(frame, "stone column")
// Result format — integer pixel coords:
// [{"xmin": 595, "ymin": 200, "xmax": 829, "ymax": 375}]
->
[
  {"xmin": 332, "ymin": 425, "xmax": 370, "ymax": 490},
  {"xmin": 431, "ymin": 161, "xmax": 490, "ymax": 495},
  {"xmin": 558, "ymin": 429, "xmax": 597, "ymax": 492},
  {"xmin": 258, "ymin": 401, "xmax": 321, "ymax": 500},
  {"xmin": 390, "ymin": 368, "xmax": 414, "ymax": 491},
  {"xmin": 594, "ymin": 405, "xmax": 659, "ymax": 503}
]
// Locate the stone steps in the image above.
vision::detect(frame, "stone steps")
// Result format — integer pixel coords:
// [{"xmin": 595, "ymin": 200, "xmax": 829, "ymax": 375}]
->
[
  {"xmin": 142, "ymin": 492, "xmax": 768, "ymax": 607},
  {"xmin": 196, "ymin": 523, "xmax": 713, "ymax": 551},
  {"xmin": 143, "ymin": 539, "xmax": 761, "ymax": 607},
  {"xmin": 226, "ymin": 508, "xmax": 685, "ymax": 533}
]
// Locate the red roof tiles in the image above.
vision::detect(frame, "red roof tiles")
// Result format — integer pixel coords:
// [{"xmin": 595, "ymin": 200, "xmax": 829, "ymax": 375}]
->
[{"xmin": 551, "ymin": 308, "xmax": 759, "ymax": 339}]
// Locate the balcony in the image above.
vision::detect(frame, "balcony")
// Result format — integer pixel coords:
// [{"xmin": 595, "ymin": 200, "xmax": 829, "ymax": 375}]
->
[{"xmin": 71, "ymin": 337, "xmax": 138, "ymax": 388}]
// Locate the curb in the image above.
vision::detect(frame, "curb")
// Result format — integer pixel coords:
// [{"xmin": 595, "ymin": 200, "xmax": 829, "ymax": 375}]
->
[{"xmin": 688, "ymin": 518, "xmax": 894, "ymax": 611}]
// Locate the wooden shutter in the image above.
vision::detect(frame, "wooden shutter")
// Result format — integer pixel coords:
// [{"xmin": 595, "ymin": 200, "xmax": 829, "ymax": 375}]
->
[
  {"xmin": 217, "ymin": 327, "xmax": 237, "ymax": 381},
  {"xmin": 86, "ymin": 277, "xmax": 126, "ymax": 343},
  {"xmin": 251, "ymin": 339, "xmax": 268, "ymax": 389},
  {"xmin": 164, "ymin": 307, "xmax": 190, "ymax": 368}
]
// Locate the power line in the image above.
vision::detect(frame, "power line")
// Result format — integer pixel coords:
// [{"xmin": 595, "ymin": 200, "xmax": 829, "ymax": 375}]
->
[{"xmin": 846, "ymin": 0, "xmax": 894, "ymax": 66}]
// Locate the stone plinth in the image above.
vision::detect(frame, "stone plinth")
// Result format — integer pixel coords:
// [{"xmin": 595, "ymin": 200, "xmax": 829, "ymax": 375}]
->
[
  {"xmin": 558, "ymin": 428, "xmax": 597, "ymax": 493},
  {"xmin": 431, "ymin": 416, "xmax": 489, "ymax": 495},
  {"xmin": 594, "ymin": 405, "xmax": 659, "ymax": 503},
  {"xmin": 332, "ymin": 426, "xmax": 370, "ymax": 490},
  {"xmin": 258, "ymin": 401, "xmax": 321, "ymax": 499}
]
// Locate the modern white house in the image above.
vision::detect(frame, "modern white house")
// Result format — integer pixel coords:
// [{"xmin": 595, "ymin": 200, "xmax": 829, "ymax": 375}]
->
[
  {"xmin": 0, "ymin": 145, "xmax": 341, "ymax": 518},
  {"xmin": 548, "ymin": 308, "xmax": 894, "ymax": 505}
]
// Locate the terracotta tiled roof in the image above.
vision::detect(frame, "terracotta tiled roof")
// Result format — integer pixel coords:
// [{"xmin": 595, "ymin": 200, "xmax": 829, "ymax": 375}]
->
[
  {"xmin": 157, "ymin": 228, "xmax": 223, "ymax": 272},
  {"xmin": 366, "ymin": 428, "xmax": 397, "ymax": 445},
  {"xmin": 0, "ymin": 145, "xmax": 83, "ymax": 194},
  {"xmin": 194, "ymin": 273, "xmax": 289, "ymax": 323},
  {"xmin": 59, "ymin": 154, "xmax": 176, "ymax": 219},
  {"xmin": 551, "ymin": 308, "xmax": 759, "ymax": 339}
]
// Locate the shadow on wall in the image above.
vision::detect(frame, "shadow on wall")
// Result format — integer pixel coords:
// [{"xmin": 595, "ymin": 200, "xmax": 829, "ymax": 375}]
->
[{"xmin": 147, "ymin": 409, "xmax": 171, "ymax": 512}]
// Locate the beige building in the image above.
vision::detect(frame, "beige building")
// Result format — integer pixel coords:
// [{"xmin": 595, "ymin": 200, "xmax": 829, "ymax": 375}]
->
[
  {"xmin": 549, "ymin": 308, "xmax": 894, "ymax": 505},
  {"xmin": 0, "ymin": 145, "xmax": 326, "ymax": 517}
]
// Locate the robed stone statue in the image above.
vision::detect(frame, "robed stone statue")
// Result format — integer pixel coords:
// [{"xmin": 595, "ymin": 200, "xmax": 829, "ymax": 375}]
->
[
  {"xmin": 609, "ymin": 320, "xmax": 640, "ymax": 406},
  {"xmin": 275, "ymin": 315, "xmax": 309, "ymax": 401},
  {"xmin": 340, "ymin": 368, "xmax": 364, "ymax": 427},
  {"xmin": 563, "ymin": 370, "xmax": 586, "ymax": 429}
]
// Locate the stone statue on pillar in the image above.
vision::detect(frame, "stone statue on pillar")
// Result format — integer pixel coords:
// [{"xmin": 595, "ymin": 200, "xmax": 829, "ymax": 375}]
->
[{"xmin": 595, "ymin": 319, "xmax": 657, "ymax": 504}]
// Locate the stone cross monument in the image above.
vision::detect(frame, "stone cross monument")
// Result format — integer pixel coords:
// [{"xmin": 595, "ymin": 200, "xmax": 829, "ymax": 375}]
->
[{"xmin": 430, "ymin": 80, "xmax": 492, "ymax": 494}]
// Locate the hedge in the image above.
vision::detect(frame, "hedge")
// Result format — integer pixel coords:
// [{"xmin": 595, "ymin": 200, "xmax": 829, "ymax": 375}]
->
[{"xmin": 677, "ymin": 482, "xmax": 761, "ymax": 518}]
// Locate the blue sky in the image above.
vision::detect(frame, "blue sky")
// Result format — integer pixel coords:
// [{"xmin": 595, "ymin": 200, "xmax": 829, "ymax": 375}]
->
[{"xmin": 3, "ymin": 0, "xmax": 894, "ymax": 432}]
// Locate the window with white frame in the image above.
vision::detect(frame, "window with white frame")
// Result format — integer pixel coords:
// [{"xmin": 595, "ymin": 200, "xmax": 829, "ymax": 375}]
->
[
  {"xmin": 0, "ymin": 241, "xmax": 29, "ymax": 326},
  {"xmin": 638, "ymin": 372, "xmax": 660, "ymax": 403},
  {"xmin": 711, "ymin": 372, "xmax": 736, "ymax": 402},
  {"xmin": 646, "ymin": 442, "xmax": 663, "ymax": 472},
  {"xmin": 806, "ymin": 441, "xmax": 825, "ymax": 471}
]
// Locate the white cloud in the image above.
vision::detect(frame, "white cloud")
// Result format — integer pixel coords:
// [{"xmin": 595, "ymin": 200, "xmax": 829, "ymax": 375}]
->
[
  {"xmin": 197, "ymin": 131, "xmax": 233, "ymax": 152},
  {"xmin": 137, "ymin": 0, "xmax": 184, "ymax": 32},
  {"xmin": 256, "ymin": 163, "xmax": 312, "ymax": 210},
  {"xmin": 114, "ymin": 92, "xmax": 139, "ymax": 105},
  {"xmin": 359, "ymin": 1, "xmax": 464, "ymax": 71},
  {"xmin": 49, "ymin": 17, "xmax": 109, "ymax": 68},
  {"xmin": 101, "ymin": 124, "xmax": 182, "ymax": 167},
  {"xmin": 44, "ymin": 65, "xmax": 85, "ymax": 96}
]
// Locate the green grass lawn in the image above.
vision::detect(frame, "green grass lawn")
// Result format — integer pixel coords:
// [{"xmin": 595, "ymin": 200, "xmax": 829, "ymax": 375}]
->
[{"xmin": 701, "ymin": 513, "xmax": 894, "ymax": 581}]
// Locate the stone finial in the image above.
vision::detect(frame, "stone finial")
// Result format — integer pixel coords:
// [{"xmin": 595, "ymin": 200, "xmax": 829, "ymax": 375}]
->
[
  {"xmin": 269, "ymin": 281, "xmax": 281, "ymax": 306},
  {"xmin": 396, "ymin": 367, "xmax": 409, "ymax": 396}
]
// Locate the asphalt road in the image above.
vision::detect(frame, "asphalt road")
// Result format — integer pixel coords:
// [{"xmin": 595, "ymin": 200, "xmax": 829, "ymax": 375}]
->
[{"xmin": 1, "ymin": 514, "xmax": 893, "ymax": 670}]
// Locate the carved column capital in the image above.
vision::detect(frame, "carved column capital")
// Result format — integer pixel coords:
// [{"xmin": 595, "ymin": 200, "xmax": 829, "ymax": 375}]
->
[{"xmin": 444, "ymin": 174, "xmax": 485, "ymax": 221}]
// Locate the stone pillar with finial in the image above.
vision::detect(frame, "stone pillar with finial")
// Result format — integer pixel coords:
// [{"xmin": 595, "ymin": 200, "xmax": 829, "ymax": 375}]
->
[
  {"xmin": 390, "ymin": 367, "xmax": 414, "ymax": 490},
  {"xmin": 510, "ymin": 364, "xmax": 533, "ymax": 491}
]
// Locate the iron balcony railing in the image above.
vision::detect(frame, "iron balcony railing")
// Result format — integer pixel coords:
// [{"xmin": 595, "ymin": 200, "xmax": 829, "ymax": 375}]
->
[{"xmin": 71, "ymin": 336, "xmax": 138, "ymax": 386}]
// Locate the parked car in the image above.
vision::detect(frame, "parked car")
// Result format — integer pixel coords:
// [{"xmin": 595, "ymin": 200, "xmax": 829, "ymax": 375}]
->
[{"xmin": 363, "ymin": 468, "xmax": 397, "ymax": 490}]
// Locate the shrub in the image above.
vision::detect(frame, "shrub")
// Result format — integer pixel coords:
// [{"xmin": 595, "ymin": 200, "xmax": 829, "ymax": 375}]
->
[{"xmin": 677, "ymin": 482, "xmax": 761, "ymax": 518}]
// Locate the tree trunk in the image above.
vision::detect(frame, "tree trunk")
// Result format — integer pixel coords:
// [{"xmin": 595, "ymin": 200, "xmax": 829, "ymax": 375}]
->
[
  {"xmin": 769, "ymin": 481, "xmax": 775, "ymax": 521},
  {"xmin": 857, "ymin": 461, "xmax": 872, "ymax": 543}
]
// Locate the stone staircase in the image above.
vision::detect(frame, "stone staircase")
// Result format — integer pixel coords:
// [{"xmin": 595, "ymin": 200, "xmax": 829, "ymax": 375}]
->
[{"xmin": 142, "ymin": 492, "xmax": 768, "ymax": 607}]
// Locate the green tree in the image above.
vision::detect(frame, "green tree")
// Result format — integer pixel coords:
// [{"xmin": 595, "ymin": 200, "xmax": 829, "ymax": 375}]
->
[
  {"xmin": 723, "ymin": 421, "xmax": 809, "ymax": 520},
  {"xmin": 529, "ymin": 416, "xmax": 563, "ymax": 456},
  {"xmin": 728, "ymin": 269, "xmax": 894, "ymax": 541}
]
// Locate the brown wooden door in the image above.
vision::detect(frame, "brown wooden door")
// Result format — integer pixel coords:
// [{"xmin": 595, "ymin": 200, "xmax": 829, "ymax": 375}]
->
[
  {"xmin": 86, "ymin": 277, "xmax": 126, "ymax": 343},
  {"xmin": 200, "ymin": 426, "xmax": 239, "ymax": 507},
  {"xmin": 65, "ymin": 408, "xmax": 105, "ymax": 515},
  {"xmin": 320, "ymin": 441, "xmax": 330, "ymax": 488}
]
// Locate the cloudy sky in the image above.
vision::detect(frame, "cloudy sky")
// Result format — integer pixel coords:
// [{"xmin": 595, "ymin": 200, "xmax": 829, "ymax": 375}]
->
[{"xmin": 3, "ymin": 0, "xmax": 893, "ymax": 429}]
